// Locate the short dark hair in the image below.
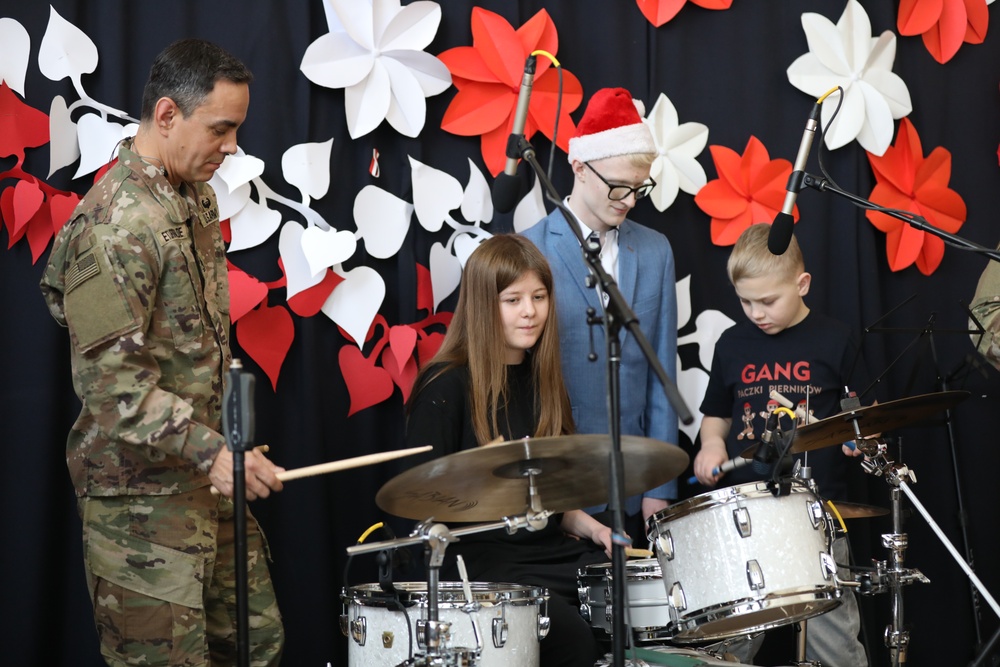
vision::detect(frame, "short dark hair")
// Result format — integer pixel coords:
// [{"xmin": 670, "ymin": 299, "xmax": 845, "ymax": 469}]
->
[{"xmin": 140, "ymin": 39, "xmax": 252, "ymax": 121}]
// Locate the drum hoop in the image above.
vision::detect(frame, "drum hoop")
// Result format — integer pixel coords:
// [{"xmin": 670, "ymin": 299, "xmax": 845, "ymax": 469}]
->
[
  {"xmin": 668, "ymin": 588, "xmax": 842, "ymax": 643},
  {"xmin": 342, "ymin": 581, "xmax": 547, "ymax": 608},
  {"xmin": 650, "ymin": 479, "xmax": 815, "ymax": 526}
]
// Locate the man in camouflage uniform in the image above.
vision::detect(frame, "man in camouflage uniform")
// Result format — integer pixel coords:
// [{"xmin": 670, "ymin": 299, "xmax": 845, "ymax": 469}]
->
[
  {"xmin": 40, "ymin": 39, "xmax": 284, "ymax": 666},
  {"xmin": 971, "ymin": 255, "xmax": 1000, "ymax": 371}
]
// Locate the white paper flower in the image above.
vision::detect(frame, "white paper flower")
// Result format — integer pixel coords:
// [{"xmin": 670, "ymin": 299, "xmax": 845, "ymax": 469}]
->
[
  {"xmin": 300, "ymin": 0, "xmax": 452, "ymax": 139},
  {"xmin": 643, "ymin": 93, "xmax": 709, "ymax": 212},
  {"xmin": 786, "ymin": 0, "xmax": 912, "ymax": 156}
]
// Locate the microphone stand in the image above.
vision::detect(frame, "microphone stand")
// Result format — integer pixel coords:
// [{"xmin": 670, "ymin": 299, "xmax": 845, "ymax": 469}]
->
[
  {"xmin": 800, "ymin": 173, "xmax": 1000, "ymax": 263},
  {"xmin": 223, "ymin": 358, "xmax": 252, "ymax": 667},
  {"xmin": 514, "ymin": 135, "xmax": 693, "ymax": 667}
]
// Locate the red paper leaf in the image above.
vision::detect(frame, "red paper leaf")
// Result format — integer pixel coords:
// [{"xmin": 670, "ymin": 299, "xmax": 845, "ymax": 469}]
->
[
  {"xmin": 287, "ymin": 267, "xmax": 343, "ymax": 317},
  {"xmin": 339, "ymin": 344, "xmax": 395, "ymax": 416},
  {"xmin": 49, "ymin": 192, "xmax": 80, "ymax": 235},
  {"xmin": 388, "ymin": 325, "xmax": 418, "ymax": 371},
  {"xmin": 228, "ymin": 265, "xmax": 269, "ymax": 322},
  {"xmin": 382, "ymin": 347, "xmax": 419, "ymax": 404},
  {"xmin": 963, "ymin": 0, "xmax": 989, "ymax": 44},
  {"xmin": 220, "ymin": 218, "xmax": 232, "ymax": 243},
  {"xmin": 637, "ymin": 0, "xmax": 686, "ymax": 27},
  {"xmin": 0, "ymin": 82, "xmax": 49, "ymax": 159},
  {"xmin": 235, "ymin": 303, "xmax": 294, "ymax": 391},
  {"xmin": 12, "ymin": 178, "xmax": 44, "ymax": 239},
  {"xmin": 897, "ymin": 0, "xmax": 943, "ymax": 35},
  {"xmin": 416, "ymin": 263, "xmax": 433, "ymax": 314},
  {"xmin": 1, "ymin": 187, "xmax": 16, "ymax": 246}
]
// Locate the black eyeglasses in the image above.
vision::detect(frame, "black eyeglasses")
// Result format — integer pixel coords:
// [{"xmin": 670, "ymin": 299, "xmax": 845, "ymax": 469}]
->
[{"xmin": 584, "ymin": 162, "xmax": 656, "ymax": 201}]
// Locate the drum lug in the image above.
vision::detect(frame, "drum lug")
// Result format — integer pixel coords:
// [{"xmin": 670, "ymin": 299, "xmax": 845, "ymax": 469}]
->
[
  {"xmin": 339, "ymin": 613, "xmax": 349, "ymax": 638},
  {"xmin": 656, "ymin": 529, "xmax": 675, "ymax": 561},
  {"xmin": 416, "ymin": 619, "xmax": 452, "ymax": 651},
  {"xmin": 492, "ymin": 617, "xmax": 509, "ymax": 648},
  {"xmin": 381, "ymin": 631, "xmax": 395, "ymax": 649},
  {"xmin": 746, "ymin": 559, "xmax": 765, "ymax": 591},
  {"xmin": 668, "ymin": 581, "xmax": 687, "ymax": 612},
  {"xmin": 350, "ymin": 615, "xmax": 367, "ymax": 647},
  {"xmin": 808, "ymin": 500, "xmax": 824, "ymax": 529},
  {"xmin": 820, "ymin": 551, "xmax": 837, "ymax": 581},
  {"xmin": 538, "ymin": 596, "xmax": 550, "ymax": 640},
  {"xmin": 577, "ymin": 583, "xmax": 591, "ymax": 622},
  {"xmin": 733, "ymin": 507, "xmax": 752, "ymax": 538}
]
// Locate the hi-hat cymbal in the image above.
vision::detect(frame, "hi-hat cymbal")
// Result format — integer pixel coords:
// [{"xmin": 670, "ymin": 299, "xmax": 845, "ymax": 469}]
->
[
  {"xmin": 826, "ymin": 500, "xmax": 888, "ymax": 520},
  {"xmin": 742, "ymin": 390, "xmax": 969, "ymax": 457},
  {"xmin": 375, "ymin": 435, "xmax": 689, "ymax": 522}
]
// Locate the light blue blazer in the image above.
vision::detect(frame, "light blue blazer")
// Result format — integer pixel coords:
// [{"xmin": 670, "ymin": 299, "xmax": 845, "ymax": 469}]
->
[{"xmin": 522, "ymin": 210, "xmax": 679, "ymax": 516}]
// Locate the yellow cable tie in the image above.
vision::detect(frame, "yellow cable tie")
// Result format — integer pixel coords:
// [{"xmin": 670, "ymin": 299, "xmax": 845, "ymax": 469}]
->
[
  {"xmin": 357, "ymin": 522, "xmax": 384, "ymax": 544},
  {"xmin": 817, "ymin": 86, "xmax": 841, "ymax": 104},
  {"xmin": 531, "ymin": 49, "xmax": 559, "ymax": 67},
  {"xmin": 826, "ymin": 500, "xmax": 848, "ymax": 533}
]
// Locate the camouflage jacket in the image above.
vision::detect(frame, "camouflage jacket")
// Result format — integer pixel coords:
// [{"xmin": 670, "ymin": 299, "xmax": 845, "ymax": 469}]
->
[
  {"xmin": 970, "ymin": 255, "xmax": 1000, "ymax": 372},
  {"xmin": 40, "ymin": 141, "xmax": 231, "ymax": 496}
]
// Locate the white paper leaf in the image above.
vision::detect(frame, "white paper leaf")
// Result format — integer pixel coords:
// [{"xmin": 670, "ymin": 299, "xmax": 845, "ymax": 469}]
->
[
  {"xmin": 429, "ymin": 241, "xmax": 462, "ymax": 312},
  {"xmin": 383, "ymin": 48, "xmax": 452, "ymax": 97},
  {"xmin": 452, "ymin": 233, "xmax": 484, "ymax": 268},
  {"xmin": 331, "ymin": 0, "xmax": 377, "ymax": 51},
  {"xmin": 409, "ymin": 156, "xmax": 462, "ymax": 232},
  {"xmin": 279, "ymin": 221, "xmax": 326, "ymax": 299},
  {"xmin": 211, "ymin": 179, "xmax": 251, "ymax": 222},
  {"xmin": 228, "ymin": 197, "xmax": 282, "ymax": 252},
  {"xmin": 282, "ymin": 139, "xmax": 334, "ymax": 202},
  {"xmin": 354, "ymin": 185, "xmax": 413, "ymax": 259},
  {"xmin": 379, "ymin": 1, "xmax": 441, "ymax": 52},
  {"xmin": 38, "ymin": 6, "xmax": 98, "ymax": 84},
  {"xmin": 47, "ymin": 95, "xmax": 80, "ymax": 177},
  {"xmin": 216, "ymin": 151, "xmax": 265, "ymax": 194},
  {"xmin": 677, "ymin": 361, "xmax": 709, "ymax": 445},
  {"xmin": 676, "ymin": 275, "xmax": 692, "ymax": 330},
  {"xmin": 73, "ymin": 113, "xmax": 125, "ymax": 179},
  {"xmin": 301, "ymin": 226, "xmax": 358, "ymax": 275},
  {"xmin": 461, "ymin": 159, "xmax": 493, "ymax": 225},
  {"xmin": 678, "ymin": 310, "xmax": 737, "ymax": 372},
  {"xmin": 513, "ymin": 176, "xmax": 547, "ymax": 234},
  {"xmin": 0, "ymin": 18, "xmax": 30, "ymax": 96},
  {"xmin": 321, "ymin": 265, "xmax": 386, "ymax": 344}
]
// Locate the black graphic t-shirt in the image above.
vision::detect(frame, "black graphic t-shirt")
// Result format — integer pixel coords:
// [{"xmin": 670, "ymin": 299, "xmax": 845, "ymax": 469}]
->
[{"xmin": 700, "ymin": 311, "xmax": 865, "ymax": 501}]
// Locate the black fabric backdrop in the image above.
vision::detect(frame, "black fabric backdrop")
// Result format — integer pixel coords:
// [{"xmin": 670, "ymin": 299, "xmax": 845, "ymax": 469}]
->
[{"xmin": 2, "ymin": 1, "xmax": 999, "ymax": 665}]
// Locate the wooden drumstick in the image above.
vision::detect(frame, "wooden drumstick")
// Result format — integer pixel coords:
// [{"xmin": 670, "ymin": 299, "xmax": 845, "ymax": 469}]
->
[
  {"xmin": 625, "ymin": 547, "xmax": 653, "ymax": 558},
  {"xmin": 211, "ymin": 445, "xmax": 432, "ymax": 494},
  {"xmin": 276, "ymin": 445, "xmax": 433, "ymax": 482}
]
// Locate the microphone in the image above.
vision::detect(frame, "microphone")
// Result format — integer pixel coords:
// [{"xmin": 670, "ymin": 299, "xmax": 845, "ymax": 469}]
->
[
  {"xmin": 492, "ymin": 54, "xmax": 537, "ymax": 213},
  {"xmin": 768, "ymin": 100, "xmax": 822, "ymax": 255},
  {"xmin": 222, "ymin": 359, "xmax": 256, "ymax": 450},
  {"xmin": 751, "ymin": 410, "xmax": 781, "ymax": 475}
]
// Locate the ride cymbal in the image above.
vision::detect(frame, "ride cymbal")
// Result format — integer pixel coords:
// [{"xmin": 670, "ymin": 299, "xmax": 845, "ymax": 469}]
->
[{"xmin": 375, "ymin": 434, "xmax": 689, "ymax": 522}]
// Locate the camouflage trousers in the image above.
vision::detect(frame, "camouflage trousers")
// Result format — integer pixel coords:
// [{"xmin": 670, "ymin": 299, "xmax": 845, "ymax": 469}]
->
[{"xmin": 79, "ymin": 488, "xmax": 284, "ymax": 666}]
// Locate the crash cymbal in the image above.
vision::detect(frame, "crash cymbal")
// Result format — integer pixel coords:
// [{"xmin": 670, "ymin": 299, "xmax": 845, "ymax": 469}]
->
[
  {"xmin": 826, "ymin": 500, "xmax": 888, "ymax": 520},
  {"xmin": 375, "ymin": 435, "xmax": 689, "ymax": 522},
  {"xmin": 741, "ymin": 390, "xmax": 969, "ymax": 457}
]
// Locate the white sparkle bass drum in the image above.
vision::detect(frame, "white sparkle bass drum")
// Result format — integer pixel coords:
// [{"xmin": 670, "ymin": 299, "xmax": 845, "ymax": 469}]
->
[
  {"xmin": 646, "ymin": 479, "xmax": 841, "ymax": 642},
  {"xmin": 341, "ymin": 581, "xmax": 549, "ymax": 666}
]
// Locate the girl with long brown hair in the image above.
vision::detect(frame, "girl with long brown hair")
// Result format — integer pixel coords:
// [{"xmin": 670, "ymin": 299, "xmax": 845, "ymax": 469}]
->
[{"xmin": 405, "ymin": 234, "xmax": 612, "ymax": 666}]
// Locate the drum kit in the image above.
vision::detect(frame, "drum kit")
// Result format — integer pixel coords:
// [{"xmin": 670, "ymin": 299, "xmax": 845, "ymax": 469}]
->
[{"xmin": 340, "ymin": 390, "xmax": 993, "ymax": 667}]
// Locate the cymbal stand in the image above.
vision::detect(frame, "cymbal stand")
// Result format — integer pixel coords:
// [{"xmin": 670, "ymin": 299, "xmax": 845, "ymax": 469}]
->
[{"xmin": 852, "ymin": 438, "xmax": 1000, "ymax": 667}]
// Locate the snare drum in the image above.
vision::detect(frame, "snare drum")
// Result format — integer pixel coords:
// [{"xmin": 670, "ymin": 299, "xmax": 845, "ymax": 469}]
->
[
  {"xmin": 577, "ymin": 558, "xmax": 670, "ymax": 643},
  {"xmin": 646, "ymin": 479, "xmax": 841, "ymax": 642},
  {"xmin": 341, "ymin": 582, "xmax": 549, "ymax": 666}
]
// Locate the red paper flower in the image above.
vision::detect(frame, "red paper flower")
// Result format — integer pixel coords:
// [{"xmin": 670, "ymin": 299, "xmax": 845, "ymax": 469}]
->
[
  {"xmin": 694, "ymin": 135, "xmax": 793, "ymax": 246},
  {"xmin": 438, "ymin": 8, "xmax": 583, "ymax": 177},
  {"xmin": 866, "ymin": 118, "xmax": 966, "ymax": 275},
  {"xmin": 636, "ymin": 0, "xmax": 733, "ymax": 28},
  {"xmin": 897, "ymin": 0, "xmax": 989, "ymax": 64}
]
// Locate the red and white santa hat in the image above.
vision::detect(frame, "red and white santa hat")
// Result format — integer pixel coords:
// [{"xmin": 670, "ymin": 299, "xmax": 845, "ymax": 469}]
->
[{"xmin": 567, "ymin": 87, "xmax": 657, "ymax": 164}]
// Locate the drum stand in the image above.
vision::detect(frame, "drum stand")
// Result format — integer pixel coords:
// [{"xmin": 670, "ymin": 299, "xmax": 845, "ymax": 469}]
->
[
  {"xmin": 849, "ymin": 437, "xmax": 1000, "ymax": 667},
  {"xmin": 346, "ymin": 490, "xmax": 553, "ymax": 665}
]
